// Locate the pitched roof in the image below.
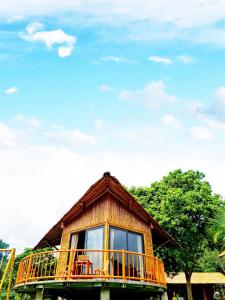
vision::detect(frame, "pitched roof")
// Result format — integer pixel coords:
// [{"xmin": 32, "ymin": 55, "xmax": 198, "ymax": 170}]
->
[
  {"xmin": 34, "ymin": 172, "xmax": 176, "ymax": 249},
  {"xmin": 166, "ymin": 272, "xmax": 225, "ymax": 284}
]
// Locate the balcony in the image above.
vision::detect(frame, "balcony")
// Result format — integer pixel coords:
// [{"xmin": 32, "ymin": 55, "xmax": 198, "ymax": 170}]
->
[{"xmin": 15, "ymin": 249, "xmax": 166, "ymax": 288}]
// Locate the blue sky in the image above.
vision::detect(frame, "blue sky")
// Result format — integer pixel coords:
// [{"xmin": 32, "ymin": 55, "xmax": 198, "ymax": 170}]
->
[{"xmin": 1, "ymin": 0, "xmax": 225, "ymax": 252}]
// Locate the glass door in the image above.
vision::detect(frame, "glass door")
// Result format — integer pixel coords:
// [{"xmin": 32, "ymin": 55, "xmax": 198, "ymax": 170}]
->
[
  {"xmin": 109, "ymin": 226, "xmax": 144, "ymax": 278},
  {"xmin": 109, "ymin": 227, "xmax": 127, "ymax": 277},
  {"xmin": 127, "ymin": 231, "xmax": 144, "ymax": 278},
  {"xmin": 85, "ymin": 226, "xmax": 104, "ymax": 272}
]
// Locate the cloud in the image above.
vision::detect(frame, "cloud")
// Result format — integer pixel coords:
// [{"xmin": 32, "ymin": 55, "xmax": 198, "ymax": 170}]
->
[
  {"xmin": 210, "ymin": 86, "xmax": 225, "ymax": 117},
  {"xmin": 21, "ymin": 22, "xmax": 76, "ymax": 58},
  {"xmin": 95, "ymin": 118, "xmax": 105, "ymax": 129},
  {"xmin": 13, "ymin": 114, "xmax": 41, "ymax": 127},
  {"xmin": 26, "ymin": 21, "xmax": 44, "ymax": 34},
  {"xmin": 5, "ymin": 87, "xmax": 18, "ymax": 95},
  {"xmin": 0, "ymin": 122, "xmax": 21, "ymax": 148},
  {"xmin": 148, "ymin": 55, "xmax": 172, "ymax": 64},
  {"xmin": 119, "ymin": 81, "xmax": 177, "ymax": 110},
  {"xmin": 201, "ymin": 116, "xmax": 225, "ymax": 132},
  {"xmin": 99, "ymin": 84, "xmax": 111, "ymax": 92},
  {"xmin": 161, "ymin": 114, "xmax": 181, "ymax": 128},
  {"xmin": 45, "ymin": 128, "xmax": 96, "ymax": 147},
  {"xmin": 101, "ymin": 56, "xmax": 125, "ymax": 63},
  {"xmin": 177, "ymin": 55, "xmax": 194, "ymax": 64},
  {"xmin": 188, "ymin": 126, "xmax": 213, "ymax": 140},
  {"xmin": 2, "ymin": 1, "xmax": 225, "ymax": 46}
]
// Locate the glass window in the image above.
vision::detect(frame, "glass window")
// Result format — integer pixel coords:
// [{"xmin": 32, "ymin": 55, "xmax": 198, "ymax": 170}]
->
[
  {"xmin": 110, "ymin": 227, "xmax": 127, "ymax": 250},
  {"xmin": 128, "ymin": 231, "xmax": 143, "ymax": 253},
  {"xmin": 85, "ymin": 227, "xmax": 104, "ymax": 250},
  {"xmin": 109, "ymin": 226, "xmax": 144, "ymax": 278}
]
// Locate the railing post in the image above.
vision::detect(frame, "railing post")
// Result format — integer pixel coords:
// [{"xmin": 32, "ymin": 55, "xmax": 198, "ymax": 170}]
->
[
  {"xmin": 122, "ymin": 250, "xmax": 126, "ymax": 281},
  {"xmin": 26, "ymin": 254, "xmax": 33, "ymax": 283},
  {"xmin": 68, "ymin": 250, "xmax": 74, "ymax": 279}
]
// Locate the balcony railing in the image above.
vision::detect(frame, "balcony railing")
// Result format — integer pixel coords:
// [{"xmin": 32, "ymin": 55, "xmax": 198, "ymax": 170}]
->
[{"xmin": 15, "ymin": 249, "xmax": 166, "ymax": 287}]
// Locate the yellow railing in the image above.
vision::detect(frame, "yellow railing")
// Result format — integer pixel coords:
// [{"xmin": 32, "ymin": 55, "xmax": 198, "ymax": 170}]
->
[
  {"xmin": 15, "ymin": 249, "xmax": 166, "ymax": 287},
  {"xmin": 0, "ymin": 248, "xmax": 15, "ymax": 300}
]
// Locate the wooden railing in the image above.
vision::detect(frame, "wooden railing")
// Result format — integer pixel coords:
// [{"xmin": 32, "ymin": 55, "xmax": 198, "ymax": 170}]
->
[{"xmin": 15, "ymin": 249, "xmax": 166, "ymax": 287}]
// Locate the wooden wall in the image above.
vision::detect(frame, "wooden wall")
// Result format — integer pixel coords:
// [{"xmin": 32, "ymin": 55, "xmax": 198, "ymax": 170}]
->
[{"xmin": 60, "ymin": 193, "xmax": 154, "ymax": 257}]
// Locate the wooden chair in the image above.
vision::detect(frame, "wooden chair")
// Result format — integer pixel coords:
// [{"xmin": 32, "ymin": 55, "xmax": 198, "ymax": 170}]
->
[{"xmin": 74, "ymin": 255, "xmax": 93, "ymax": 275}]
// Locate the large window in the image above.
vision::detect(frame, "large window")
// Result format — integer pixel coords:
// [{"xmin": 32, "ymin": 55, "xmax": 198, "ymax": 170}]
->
[
  {"xmin": 109, "ymin": 226, "xmax": 144, "ymax": 278},
  {"xmin": 109, "ymin": 226, "xmax": 144, "ymax": 253},
  {"xmin": 69, "ymin": 226, "xmax": 104, "ymax": 251},
  {"xmin": 69, "ymin": 226, "xmax": 104, "ymax": 272}
]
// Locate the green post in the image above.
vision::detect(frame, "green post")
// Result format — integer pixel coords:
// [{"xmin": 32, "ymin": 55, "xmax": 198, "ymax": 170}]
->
[
  {"xmin": 35, "ymin": 285, "xmax": 44, "ymax": 300},
  {"xmin": 100, "ymin": 288, "xmax": 110, "ymax": 300},
  {"xmin": 161, "ymin": 291, "xmax": 168, "ymax": 300}
]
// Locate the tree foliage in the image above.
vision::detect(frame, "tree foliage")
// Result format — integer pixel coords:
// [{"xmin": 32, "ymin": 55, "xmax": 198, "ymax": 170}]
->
[
  {"xmin": 129, "ymin": 169, "xmax": 224, "ymax": 300},
  {"xmin": 0, "ymin": 246, "xmax": 52, "ymax": 300},
  {"xmin": 208, "ymin": 209, "xmax": 225, "ymax": 244}
]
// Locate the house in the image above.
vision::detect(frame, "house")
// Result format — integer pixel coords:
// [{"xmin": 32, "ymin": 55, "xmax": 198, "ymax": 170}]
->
[
  {"xmin": 14, "ymin": 172, "xmax": 175, "ymax": 300},
  {"xmin": 166, "ymin": 272, "xmax": 225, "ymax": 300}
]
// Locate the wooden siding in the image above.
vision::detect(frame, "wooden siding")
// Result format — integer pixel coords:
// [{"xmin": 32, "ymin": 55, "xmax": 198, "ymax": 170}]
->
[
  {"xmin": 57, "ymin": 233, "xmax": 70, "ymax": 276},
  {"xmin": 61, "ymin": 193, "xmax": 154, "ymax": 258},
  {"xmin": 63, "ymin": 197, "xmax": 107, "ymax": 240}
]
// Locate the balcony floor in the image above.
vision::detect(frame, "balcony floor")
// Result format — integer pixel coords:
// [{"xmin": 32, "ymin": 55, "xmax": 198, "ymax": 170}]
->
[{"xmin": 15, "ymin": 278, "xmax": 166, "ymax": 300}]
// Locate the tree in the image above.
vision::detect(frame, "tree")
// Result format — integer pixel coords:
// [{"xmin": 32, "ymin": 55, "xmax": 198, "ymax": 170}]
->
[
  {"xmin": 1, "ymin": 247, "xmax": 53, "ymax": 300},
  {"xmin": 208, "ymin": 210, "xmax": 225, "ymax": 243},
  {"xmin": 0, "ymin": 239, "xmax": 10, "ymax": 281},
  {"xmin": 0, "ymin": 240, "xmax": 9, "ymax": 250},
  {"xmin": 129, "ymin": 169, "xmax": 224, "ymax": 300}
]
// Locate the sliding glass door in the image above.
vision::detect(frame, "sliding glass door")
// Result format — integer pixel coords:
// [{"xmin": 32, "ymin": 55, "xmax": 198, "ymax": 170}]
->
[
  {"xmin": 109, "ymin": 226, "xmax": 144, "ymax": 278},
  {"xmin": 85, "ymin": 226, "xmax": 104, "ymax": 271}
]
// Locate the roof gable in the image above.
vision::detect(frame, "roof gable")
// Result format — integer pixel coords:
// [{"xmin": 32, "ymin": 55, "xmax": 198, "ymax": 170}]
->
[{"xmin": 34, "ymin": 172, "xmax": 176, "ymax": 249}]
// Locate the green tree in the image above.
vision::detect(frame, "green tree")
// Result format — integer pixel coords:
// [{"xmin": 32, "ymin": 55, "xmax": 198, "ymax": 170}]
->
[
  {"xmin": 129, "ymin": 169, "xmax": 224, "ymax": 300},
  {"xmin": 208, "ymin": 210, "xmax": 225, "ymax": 243},
  {"xmin": 0, "ymin": 240, "xmax": 9, "ymax": 250},
  {"xmin": 0, "ymin": 240, "xmax": 10, "ymax": 284},
  {"xmin": 1, "ymin": 247, "xmax": 53, "ymax": 300}
]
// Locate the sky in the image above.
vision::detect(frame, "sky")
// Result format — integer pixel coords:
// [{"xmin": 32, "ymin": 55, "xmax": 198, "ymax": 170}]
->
[{"xmin": 1, "ymin": 0, "xmax": 225, "ymax": 253}]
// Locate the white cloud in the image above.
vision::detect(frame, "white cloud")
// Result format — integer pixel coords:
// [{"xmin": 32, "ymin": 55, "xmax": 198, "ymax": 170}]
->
[
  {"xmin": 177, "ymin": 55, "xmax": 194, "ymax": 64},
  {"xmin": 1, "ymin": 1, "xmax": 225, "ymax": 30},
  {"xmin": 0, "ymin": 122, "xmax": 21, "ymax": 148},
  {"xmin": 1, "ymin": 1, "xmax": 225, "ymax": 46},
  {"xmin": 26, "ymin": 21, "xmax": 44, "ymax": 34},
  {"xmin": 202, "ymin": 116, "xmax": 225, "ymax": 132},
  {"xmin": 45, "ymin": 128, "xmax": 96, "ymax": 147},
  {"xmin": 5, "ymin": 87, "xmax": 18, "ymax": 95},
  {"xmin": 99, "ymin": 84, "xmax": 111, "ymax": 92},
  {"xmin": 211, "ymin": 86, "xmax": 225, "ymax": 116},
  {"xmin": 189, "ymin": 126, "xmax": 213, "ymax": 140},
  {"xmin": 95, "ymin": 118, "xmax": 105, "ymax": 129},
  {"xmin": 21, "ymin": 22, "xmax": 76, "ymax": 58},
  {"xmin": 101, "ymin": 56, "xmax": 124, "ymax": 63},
  {"xmin": 119, "ymin": 81, "xmax": 177, "ymax": 110},
  {"xmin": 161, "ymin": 114, "xmax": 181, "ymax": 128},
  {"xmin": 148, "ymin": 55, "xmax": 172, "ymax": 64},
  {"xmin": 13, "ymin": 114, "xmax": 41, "ymax": 127}
]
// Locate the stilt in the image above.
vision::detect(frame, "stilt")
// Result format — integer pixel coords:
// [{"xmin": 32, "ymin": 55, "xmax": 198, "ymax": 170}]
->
[
  {"xmin": 161, "ymin": 291, "xmax": 169, "ymax": 300},
  {"xmin": 35, "ymin": 285, "xmax": 44, "ymax": 300},
  {"xmin": 100, "ymin": 287, "xmax": 110, "ymax": 300}
]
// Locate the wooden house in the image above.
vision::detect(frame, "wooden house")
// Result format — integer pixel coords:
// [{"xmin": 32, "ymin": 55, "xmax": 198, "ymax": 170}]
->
[
  {"xmin": 15, "ymin": 172, "xmax": 175, "ymax": 300},
  {"xmin": 166, "ymin": 272, "xmax": 225, "ymax": 300}
]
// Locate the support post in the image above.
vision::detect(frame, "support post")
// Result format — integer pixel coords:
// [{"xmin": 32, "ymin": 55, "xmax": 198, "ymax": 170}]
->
[
  {"xmin": 100, "ymin": 288, "xmax": 110, "ymax": 300},
  {"xmin": 35, "ymin": 286, "xmax": 44, "ymax": 300},
  {"xmin": 161, "ymin": 291, "xmax": 169, "ymax": 300}
]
